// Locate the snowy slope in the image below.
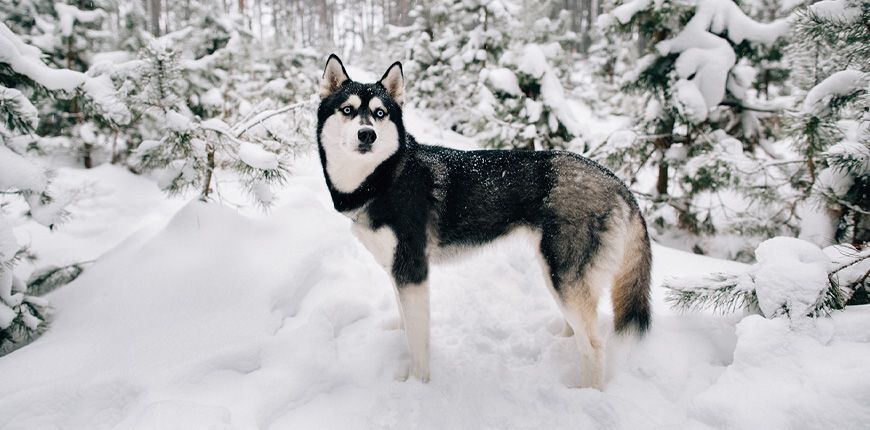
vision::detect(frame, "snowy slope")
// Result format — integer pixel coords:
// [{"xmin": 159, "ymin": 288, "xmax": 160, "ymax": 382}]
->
[{"xmin": 1, "ymin": 111, "xmax": 869, "ymax": 430}]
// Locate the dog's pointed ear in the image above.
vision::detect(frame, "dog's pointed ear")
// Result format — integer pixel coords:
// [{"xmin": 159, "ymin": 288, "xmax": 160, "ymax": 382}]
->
[
  {"xmin": 320, "ymin": 54, "xmax": 350, "ymax": 99},
  {"xmin": 379, "ymin": 61, "xmax": 404, "ymax": 106}
]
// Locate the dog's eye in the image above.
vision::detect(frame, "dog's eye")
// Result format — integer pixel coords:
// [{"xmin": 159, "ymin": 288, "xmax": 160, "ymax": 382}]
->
[
  {"xmin": 341, "ymin": 106, "xmax": 352, "ymax": 115},
  {"xmin": 374, "ymin": 109, "xmax": 386, "ymax": 119}
]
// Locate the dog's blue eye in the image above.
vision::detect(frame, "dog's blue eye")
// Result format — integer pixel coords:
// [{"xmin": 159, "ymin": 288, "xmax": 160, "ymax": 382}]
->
[
  {"xmin": 375, "ymin": 109, "xmax": 385, "ymax": 118},
  {"xmin": 342, "ymin": 106, "xmax": 352, "ymax": 115}
]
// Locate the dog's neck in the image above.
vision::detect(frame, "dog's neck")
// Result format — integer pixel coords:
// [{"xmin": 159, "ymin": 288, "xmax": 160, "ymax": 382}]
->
[{"xmin": 318, "ymin": 133, "xmax": 415, "ymax": 213}]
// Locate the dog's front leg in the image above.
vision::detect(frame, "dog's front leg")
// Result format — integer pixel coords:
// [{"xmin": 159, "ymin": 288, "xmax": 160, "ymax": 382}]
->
[{"xmin": 395, "ymin": 281, "xmax": 430, "ymax": 382}]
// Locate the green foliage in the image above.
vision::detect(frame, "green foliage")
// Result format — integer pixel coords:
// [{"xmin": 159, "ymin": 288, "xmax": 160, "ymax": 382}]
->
[
  {"xmin": 26, "ymin": 263, "xmax": 87, "ymax": 296},
  {"xmin": 787, "ymin": 0, "xmax": 869, "ymax": 245}
]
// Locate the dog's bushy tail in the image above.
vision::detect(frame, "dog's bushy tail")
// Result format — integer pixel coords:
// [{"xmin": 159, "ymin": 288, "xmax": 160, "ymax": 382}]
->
[{"xmin": 611, "ymin": 213, "xmax": 652, "ymax": 335}]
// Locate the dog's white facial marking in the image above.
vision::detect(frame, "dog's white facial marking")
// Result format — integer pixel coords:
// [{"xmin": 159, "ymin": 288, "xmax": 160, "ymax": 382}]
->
[
  {"xmin": 345, "ymin": 95, "xmax": 361, "ymax": 109},
  {"xmin": 369, "ymin": 98, "xmax": 385, "ymax": 112},
  {"xmin": 320, "ymin": 96, "xmax": 400, "ymax": 194}
]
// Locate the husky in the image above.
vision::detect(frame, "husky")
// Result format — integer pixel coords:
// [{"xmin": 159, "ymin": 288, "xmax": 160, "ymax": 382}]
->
[{"xmin": 316, "ymin": 54, "xmax": 651, "ymax": 389}]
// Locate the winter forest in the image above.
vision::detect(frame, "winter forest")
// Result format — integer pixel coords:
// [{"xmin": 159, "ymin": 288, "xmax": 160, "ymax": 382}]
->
[{"xmin": 1, "ymin": 0, "xmax": 869, "ymax": 428}]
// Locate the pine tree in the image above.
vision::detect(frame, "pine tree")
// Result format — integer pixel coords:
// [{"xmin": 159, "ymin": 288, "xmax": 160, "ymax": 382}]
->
[
  {"xmin": 596, "ymin": 0, "xmax": 795, "ymax": 259},
  {"xmin": 664, "ymin": 237, "xmax": 870, "ymax": 317},
  {"xmin": 788, "ymin": 0, "xmax": 869, "ymax": 246},
  {"xmin": 0, "ymin": 22, "xmax": 83, "ymax": 354},
  {"xmin": 393, "ymin": 0, "xmax": 585, "ymax": 150},
  {"xmin": 128, "ymin": 35, "xmax": 292, "ymax": 207}
]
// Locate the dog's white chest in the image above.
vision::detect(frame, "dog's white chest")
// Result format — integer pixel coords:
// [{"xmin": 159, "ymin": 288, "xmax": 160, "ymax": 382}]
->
[{"xmin": 351, "ymin": 222, "xmax": 397, "ymax": 269}]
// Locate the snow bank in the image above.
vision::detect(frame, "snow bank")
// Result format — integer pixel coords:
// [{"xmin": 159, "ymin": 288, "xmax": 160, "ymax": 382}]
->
[
  {"xmin": 690, "ymin": 313, "xmax": 870, "ymax": 428},
  {"xmin": 0, "ymin": 142, "xmax": 868, "ymax": 428}
]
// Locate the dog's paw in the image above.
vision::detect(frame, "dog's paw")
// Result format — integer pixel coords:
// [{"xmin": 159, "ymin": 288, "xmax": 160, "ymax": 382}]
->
[{"xmin": 394, "ymin": 362, "xmax": 410, "ymax": 381}]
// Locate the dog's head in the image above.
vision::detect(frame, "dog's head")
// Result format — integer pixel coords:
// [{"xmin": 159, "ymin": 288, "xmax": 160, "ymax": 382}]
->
[{"xmin": 316, "ymin": 54, "xmax": 406, "ymax": 193}]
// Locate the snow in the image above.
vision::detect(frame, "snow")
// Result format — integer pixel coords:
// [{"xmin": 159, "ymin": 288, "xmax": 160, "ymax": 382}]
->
[
  {"xmin": 238, "ymin": 142, "xmax": 279, "ymax": 170},
  {"xmin": 165, "ymin": 110, "xmax": 194, "ymax": 132},
  {"xmin": 827, "ymin": 140, "xmax": 870, "ymax": 175},
  {"xmin": 655, "ymin": 0, "xmax": 789, "ymax": 109},
  {"xmin": 0, "ymin": 85, "xmax": 38, "ymax": 129},
  {"xmin": 598, "ymin": 0, "xmax": 651, "ymax": 26},
  {"xmin": 517, "ymin": 44, "xmax": 547, "ymax": 79},
  {"xmin": 485, "ymin": 67, "xmax": 522, "ymax": 96},
  {"xmin": 82, "ymin": 75, "xmax": 131, "ymax": 125},
  {"xmin": 0, "ymin": 223, "xmax": 18, "ymax": 263},
  {"xmin": 0, "ymin": 22, "xmax": 86, "ymax": 91},
  {"xmin": 1, "ymin": 121, "xmax": 869, "ymax": 428},
  {"xmin": 816, "ymin": 166, "xmax": 853, "ymax": 197},
  {"xmin": 809, "ymin": 0, "xmax": 862, "ymax": 23},
  {"xmin": 802, "ymin": 70, "xmax": 867, "ymax": 114},
  {"xmin": 54, "ymin": 3, "xmax": 104, "ymax": 37},
  {"xmin": 674, "ymin": 79, "xmax": 709, "ymax": 123},
  {"xmin": 0, "ymin": 144, "xmax": 48, "ymax": 193},
  {"xmin": 690, "ymin": 313, "xmax": 870, "ymax": 429},
  {"xmin": 749, "ymin": 237, "xmax": 831, "ymax": 318}
]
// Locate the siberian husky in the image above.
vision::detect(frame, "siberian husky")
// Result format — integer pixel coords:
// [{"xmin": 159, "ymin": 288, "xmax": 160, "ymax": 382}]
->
[{"xmin": 316, "ymin": 54, "xmax": 651, "ymax": 389}]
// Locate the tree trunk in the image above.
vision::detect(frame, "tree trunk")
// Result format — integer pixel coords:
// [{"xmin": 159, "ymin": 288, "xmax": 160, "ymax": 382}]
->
[
  {"xmin": 200, "ymin": 144, "xmax": 215, "ymax": 201},
  {"xmin": 653, "ymin": 116, "xmax": 675, "ymax": 196},
  {"xmin": 149, "ymin": 0, "xmax": 161, "ymax": 35}
]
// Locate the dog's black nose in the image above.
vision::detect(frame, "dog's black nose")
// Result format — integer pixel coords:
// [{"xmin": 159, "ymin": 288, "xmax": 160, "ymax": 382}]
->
[{"xmin": 358, "ymin": 128, "xmax": 377, "ymax": 145}]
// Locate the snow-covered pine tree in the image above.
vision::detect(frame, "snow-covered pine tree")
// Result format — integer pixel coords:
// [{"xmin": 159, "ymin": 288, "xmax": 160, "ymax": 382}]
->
[
  {"xmin": 1, "ymin": 0, "xmax": 131, "ymax": 168},
  {"xmin": 391, "ymin": 0, "xmax": 503, "ymax": 129},
  {"xmin": 663, "ymin": 237, "xmax": 870, "ymax": 317},
  {"xmin": 128, "ymin": 34, "xmax": 290, "ymax": 208},
  {"xmin": 788, "ymin": 0, "xmax": 869, "ymax": 246},
  {"xmin": 596, "ymin": 0, "xmax": 795, "ymax": 259},
  {"xmin": 0, "ymin": 21, "xmax": 84, "ymax": 354},
  {"xmin": 393, "ymin": 0, "xmax": 586, "ymax": 150}
]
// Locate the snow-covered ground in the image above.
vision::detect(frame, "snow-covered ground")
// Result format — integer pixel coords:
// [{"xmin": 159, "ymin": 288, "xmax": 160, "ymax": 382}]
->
[{"xmin": 1, "ymin": 111, "xmax": 869, "ymax": 430}]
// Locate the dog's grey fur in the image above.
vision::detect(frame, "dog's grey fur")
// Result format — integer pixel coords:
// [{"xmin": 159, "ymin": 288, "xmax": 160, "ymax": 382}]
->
[{"xmin": 316, "ymin": 54, "xmax": 651, "ymax": 389}]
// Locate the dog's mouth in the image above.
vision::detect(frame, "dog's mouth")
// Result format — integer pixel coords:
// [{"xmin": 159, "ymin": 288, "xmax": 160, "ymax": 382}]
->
[{"xmin": 357, "ymin": 142, "xmax": 373, "ymax": 153}]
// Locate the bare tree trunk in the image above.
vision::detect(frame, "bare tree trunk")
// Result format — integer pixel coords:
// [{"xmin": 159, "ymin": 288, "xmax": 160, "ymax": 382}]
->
[
  {"xmin": 653, "ymin": 116, "xmax": 675, "ymax": 196},
  {"xmin": 200, "ymin": 144, "xmax": 215, "ymax": 201},
  {"xmin": 149, "ymin": 0, "xmax": 161, "ymax": 35}
]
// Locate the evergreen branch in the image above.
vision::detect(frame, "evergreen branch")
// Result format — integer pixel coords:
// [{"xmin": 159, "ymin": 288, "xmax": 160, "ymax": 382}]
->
[
  {"xmin": 663, "ymin": 273, "xmax": 759, "ymax": 315},
  {"xmin": 234, "ymin": 101, "xmax": 312, "ymax": 138},
  {"xmin": 26, "ymin": 261, "xmax": 92, "ymax": 296}
]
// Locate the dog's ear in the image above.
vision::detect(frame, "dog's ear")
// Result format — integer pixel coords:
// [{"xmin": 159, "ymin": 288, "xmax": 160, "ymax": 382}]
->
[
  {"xmin": 379, "ymin": 61, "xmax": 404, "ymax": 106},
  {"xmin": 320, "ymin": 54, "xmax": 350, "ymax": 99}
]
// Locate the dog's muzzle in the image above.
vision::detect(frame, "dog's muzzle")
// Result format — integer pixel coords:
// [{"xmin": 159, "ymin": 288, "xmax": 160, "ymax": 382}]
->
[{"xmin": 357, "ymin": 127, "xmax": 376, "ymax": 153}]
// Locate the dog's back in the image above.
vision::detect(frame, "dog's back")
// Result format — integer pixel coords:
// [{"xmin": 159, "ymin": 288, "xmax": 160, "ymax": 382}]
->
[{"xmin": 414, "ymin": 144, "xmax": 652, "ymax": 335}]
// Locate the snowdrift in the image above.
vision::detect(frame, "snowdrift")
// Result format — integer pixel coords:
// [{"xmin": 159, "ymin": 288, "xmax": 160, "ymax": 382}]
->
[{"xmin": 0, "ymin": 156, "xmax": 868, "ymax": 429}]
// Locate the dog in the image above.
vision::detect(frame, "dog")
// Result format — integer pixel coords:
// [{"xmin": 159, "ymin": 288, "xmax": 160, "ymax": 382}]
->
[{"xmin": 316, "ymin": 54, "xmax": 651, "ymax": 389}]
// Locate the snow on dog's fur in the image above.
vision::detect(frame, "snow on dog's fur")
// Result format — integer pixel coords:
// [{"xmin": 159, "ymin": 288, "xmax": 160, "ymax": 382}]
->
[{"xmin": 316, "ymin": 54, "xmax": 652, "ymax": 389}]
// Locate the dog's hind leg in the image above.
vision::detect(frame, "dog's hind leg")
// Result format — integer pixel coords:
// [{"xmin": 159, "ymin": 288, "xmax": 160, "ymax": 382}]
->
[
  {"xmin": 561, "ymin": 281, "xmax": 605, "ymax": 390},
  {"xmin": 396, "ymin": 281, "xmax": 430, "ymax": 382}
]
